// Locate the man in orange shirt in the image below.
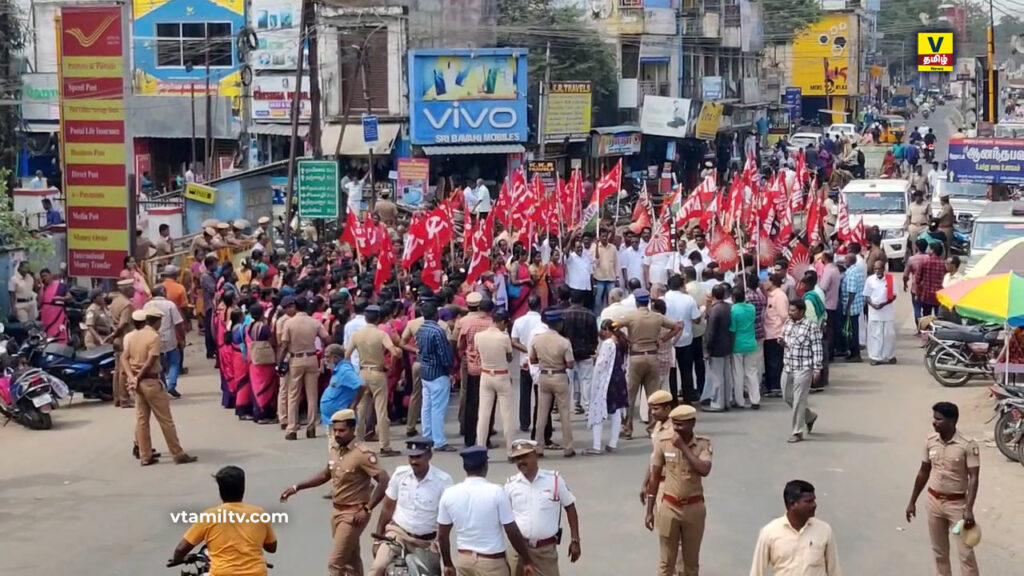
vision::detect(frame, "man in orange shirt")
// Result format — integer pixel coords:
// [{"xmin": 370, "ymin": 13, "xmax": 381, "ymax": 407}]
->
[{"xmin": 161, "ymin": 265, "xmax": 189, "ymax": 375}]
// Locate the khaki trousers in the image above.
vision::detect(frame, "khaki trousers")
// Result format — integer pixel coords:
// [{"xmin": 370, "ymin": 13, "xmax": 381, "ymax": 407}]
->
[
  {"xmin": 286, "ymin": 355, "xmax": 320, "ymax": 434},
  {"xmin": 278, "ymin": 369, "xmax": 290, "ymax": 427},
  {"xmin": 368, "ymin": 522, "xmax": 435, "ymax": 576},
  {"xmin": 356, "ymin": 370, "xmax": 391, "ymax": 450},
  {"xmin": 328, "ymin": 508, "xmax": 366, "ymax": 576},
  {"xmin": 535, "ymin": 374, "xmax": 572, "ymax": 454},
  {"xmin": 455, "ymin": 552, "xmax": 510, "ymax": 576},
  {"xmin": 926, "ymin": 494, "xmax": 980, "ymax": 576},
  {"xmin": 14, "ymin": 301, "xmax": 37, "ymax": 323},
  {"xmin": 510, "ymin": 544, "xmax": 559, "ymax": 576},
  {"xmin": 134, "ymin": 378, "xmax": 184, "ymax": 461},
  {"xmin": 113, "ymin": 348, "xmax": 130, "ymax": 405},
  {"xmin": 478, "ymin": 373, "xmax": 515, "ymax": 453},
  {"xmin": 407, "ymin": 361, "xmax": 423, "ymax": 432},
  {"xmin": 655, "ymin": 499, "xmax": 706, "ymax": 576},
  {"xmin": 623, "ymin": 355, "xmax": 660, "ymax": 436}
]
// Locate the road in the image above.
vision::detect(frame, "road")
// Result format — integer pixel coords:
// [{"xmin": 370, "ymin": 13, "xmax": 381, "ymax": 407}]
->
[{"xmin": 1, "ymin": 284, "xmax": 1021, "ymax": 576}]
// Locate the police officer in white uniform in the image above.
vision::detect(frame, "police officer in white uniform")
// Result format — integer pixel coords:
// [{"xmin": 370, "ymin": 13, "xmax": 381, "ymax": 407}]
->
[
  {"xmin": 437, "ymin": 446, "xmax": 536, "ymax": 576},
  {"xmin": 370, "ymin": 436, "xmax": 453, "ymax": 575},
  {"xmin": 504, "ymin": 439, "xmax": 582, "ymax": 576}
]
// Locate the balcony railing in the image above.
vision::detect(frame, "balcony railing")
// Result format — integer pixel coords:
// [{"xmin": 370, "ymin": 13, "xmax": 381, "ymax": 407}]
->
[
  {"xmin": 638, "ymin": 80, "xmax": 671, "ymax": 105},
  {"xmin": 680, "ymin": 12, "xmax": 721, "ymax": 39}
]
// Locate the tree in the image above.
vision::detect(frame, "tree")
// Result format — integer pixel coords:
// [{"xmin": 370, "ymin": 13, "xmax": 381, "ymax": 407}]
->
[
  {"xmin": 0, "ymin": 168, "xmax": 56, "ymax": 260},
  {"xmin": 496, "ymin": 0, "xmax": 618, "ymax": 126},
  {"xmin": 877, "ymin": 0, "xmax": 943, "ymax": 78},
  {"xmin": 1, "ymin": 0, "xmax": 27, "ymax": 188},
  {"xmin": 762, "ymin": 0, "xmax": 822, "ymax": 44}
]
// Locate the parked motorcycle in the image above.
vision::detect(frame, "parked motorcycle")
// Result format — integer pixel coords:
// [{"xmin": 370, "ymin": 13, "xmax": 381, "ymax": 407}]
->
[
  {"xmin": 0, "ymin": 326, "xmax": 68, "ymax": 429},
  {"xmin": 20, "ymin": 330, "xmax": 115, "ymax": 401},
  {"xmin": 924, "ymin": 322, "xmax": 1004, "ymax": 387},
  {"xmin": 168, "ymin": 545, "xmax": 273, "ymax": 576},
  {"xmin": 989, "ymin": 384, "xmax": 1024, "ymax": 462},
  {"xmin": 64, "ymin": 285, "xmax": 90, "ymax": 349},
  {"xmin": 372, "ymin": 533, "xmax": 442, "ymax": 576}
]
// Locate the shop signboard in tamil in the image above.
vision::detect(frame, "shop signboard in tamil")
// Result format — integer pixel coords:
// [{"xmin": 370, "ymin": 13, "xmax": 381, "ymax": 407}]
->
[
  {"xmin": 60, "ymin": 5, "xmax": 129, "ymax": 278},
  {"xmin": 528, "ymin": 160, "xmax": 557, "ymax": 190},
  {"xmin": 297, "ymin": 160, "xmax": 339, "ymax": 218},
  {"xmin": 640, "ymin": 95, "xmax": 694, "ymax": 139},
  {"xmin": 543, "ymin": 81, "xmax": 592, "ymax": 143},
  {"xmin": 594, "ymin": 132, "xmax": 642, "ymax": 157},
  {"xmin": 185, "ymin": 183, "xmax": 217, "ymax": 204},
  {"xmin": 396, "ymin": 158, "xmax": 429, "ymax": 206},
  {"xmin": 701, "ymin": 76, "xmax": 723, "ymax": 100},
  {"xmin": 918, "ymin": 31, "xmax": 954, "ymax": 72},
  {"xmin": 790, "ymin": 13, "xmax": 858, "ymax": 96},
  {"xmin": 947, "ymin": 138, "xmax": 1024, "ymax": 185},
  {"xmin": 783, "ymin": 87, "xmax": 802, "ymax": 124},
  {"xmin": 252, "ymin": 75, "xmax": 310, "ymax": 122},
  {"xmin": 408, "ymin": 49, "xmax": 528, "ymax": 145}
]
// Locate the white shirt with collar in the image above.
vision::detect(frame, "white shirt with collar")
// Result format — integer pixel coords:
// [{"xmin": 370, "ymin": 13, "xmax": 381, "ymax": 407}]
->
[
  {"xmin": 463, "ymin": 186, "xmax": 478, "ymax": 212},
  {"xmin": 511, "ymin": 310, "xmax": 543, "ymax": 370},
  {"xmin": 664, "ymin": 289, "xmax": 701, "ymax": 347},
  {"xmin": 437, "ymin": 476, "xmax": 515, "ymax": 555},
  {"xmin": 565, "ymin": 251, "xmax": 593, "ymax": 291},
  {"xmin": 599, "ymin": 300, "xmax": 633, "ymax": 328},
  {"xmin": 618, "ymin": 245, "xmax": 644, "ymax": 284},
  {"xmin": 644, "ymin": 252, "xmax": 672, "ymax": 287},
  {"xmin": 475, "ymin": 184, "xmax": 492, "ymax": 213},
  {"xmin": 343, "ymin": 313, "xmax": 367, "ymax": 371},
  {"xmin": 386, "ymin": 464, "xmax": 454, "ymax": 537},
  {"xmin": 504, "ymin": 468, "xmax": 577, "ymax": 543}
]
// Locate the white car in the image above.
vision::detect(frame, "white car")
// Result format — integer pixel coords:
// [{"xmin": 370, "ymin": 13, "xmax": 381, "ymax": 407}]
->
[
  {"xmin": 931, "ymin": 180, "xmax": 989, "ymax": 220},
  {"xmin": 789, "ymin": 132, "xmax": 823, "ymax": 150},
  {"xmin": 826, "ymin": 123, "xmax": 856, "ymax": 141},
  {"xmin": 841, "ymin": 179, "xmax": 912, "ymax": 270}
]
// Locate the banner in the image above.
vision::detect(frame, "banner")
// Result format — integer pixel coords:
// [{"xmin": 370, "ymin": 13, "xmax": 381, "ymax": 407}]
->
[
  {"xmin": 594, "ymin": 132, "xmax": 641, "ymax": 157},
  {"xmin": 543, "ymin": 81, "xmax": 592, "ymax": 143},
  {"xmin": 790, "ymin": 13, "xmax": 858, "ymax": 96},
  {"xmin": 640, "ymin": 95, "xmax": 693, "ymax": 138},
  {"xmin": 252, "ymin": 75, "xmax": 310, "ymax": 122},
  {"xmin": 251, "ymin": 0, "xmax": 304, "ymax": 71},
  {"xmin": 185, "ymin": 182, "xmax": 217, "ymax": 204},
  {"xmin": 694, "ymin": 102, "xmax": 724, "ymax": 140},
  {"xmin": 396, "ymin": 158, "xmax": 429, "ymax": 206},
  {"xmin": 60, "ymin": 5, "xmax": 128, "ymax": 278},
  {"xmin": 947, "ymin": 138, "xmax": 1024, "ymax": 185}
]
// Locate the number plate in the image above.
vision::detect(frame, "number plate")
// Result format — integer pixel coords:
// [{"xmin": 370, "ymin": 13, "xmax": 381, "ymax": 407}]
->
[{"xmin": 31, "ymin": 393, "xmax": 53, "ymax": 408}]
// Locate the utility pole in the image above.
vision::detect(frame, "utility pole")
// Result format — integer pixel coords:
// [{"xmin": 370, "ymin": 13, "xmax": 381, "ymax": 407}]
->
[
  {"xmin": 359, "ymin": 46, "xmax": 376, "ymax": 211},
  {"xmin": 986, "ymin": 0, "xmax": 997, "ymax": 123},
  {"xmin": 205, "ymin": 27, "xmax": 213, "ymax": 181},
  {"xmin": 307, "ymin": 3, "xmax": 321, "ymax": 159},
  {"xmin": 537, "ymin": 41, "xmax": 551, "ymax": 160},
  {"xmin": 282, "ymin": 0, "xmax": 309, "ymax": 250}
]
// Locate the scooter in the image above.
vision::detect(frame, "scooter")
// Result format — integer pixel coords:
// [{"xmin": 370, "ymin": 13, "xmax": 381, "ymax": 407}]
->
[
  {"xmin": 20, "ymin": 330, "xmax": 115, "ymax": 401},
  {"xmin": 167, "ymin": 545, "xmax": 273, "ymax": 576},
  {"xmin": 372, "ymin": 533, "xmax": 443, "ymax": 576},
  {"xmin": 0, "ymin": 327, "xmax": 68, "ymax": 429}
]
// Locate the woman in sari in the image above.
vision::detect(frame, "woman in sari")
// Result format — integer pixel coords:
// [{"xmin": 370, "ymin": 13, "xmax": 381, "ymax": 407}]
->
[
  {"xmin": 38, "ymin": 268, "xmax": 69, "ymax": 343},
  {"xmin": 245, "ymin": 303, "xmax": 278, "ymax": 423},
  {"xmin": 528, "ymin": 251, "xmax": 549, "ymax": 309},
  {"xmin": 228, "ymin": 309, "xmax": 253, "ymax": 420},
  {"xmin": 120, "ymin": 256, "xmax": 150, "ymax": 310},
  {"xmin": 215, "ymin": 291, "xmax": 239, "ymax": 408},
  {"xmin": 586, "ymin": 319, "xmax": 629, "ymax": 455},
  {"xmin": 881, "ymin": 150, "xmax": 898, "ymax": 178},
  {"xmin": 507, "ymin": 245, "xmax": 533, "ymax": 320},
  {"xmin": 547, "ymin": 249, "xmax": 565, "ymax": 304}
]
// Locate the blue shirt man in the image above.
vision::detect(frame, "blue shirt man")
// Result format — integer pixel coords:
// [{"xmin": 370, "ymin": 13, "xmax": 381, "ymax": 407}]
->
[
  {"xmin": 414, "ymin": 303, "xmax": 455, "ymax": 449},
  {"xmin": 320, "ymin": 345, "xmax": 363, "ymax": 426}
]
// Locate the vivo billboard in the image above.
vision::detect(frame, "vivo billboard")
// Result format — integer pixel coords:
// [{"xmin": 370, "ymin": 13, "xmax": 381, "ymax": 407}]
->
[{"xmin": 408, "ymin": 48, "xmax": 528, "ymax": 146}]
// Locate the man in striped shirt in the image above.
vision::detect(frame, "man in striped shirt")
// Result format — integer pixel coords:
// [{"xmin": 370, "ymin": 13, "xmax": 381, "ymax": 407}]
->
[{"xmin": 415, "ymin": 303, "xmax": 457, "ymax": 452}]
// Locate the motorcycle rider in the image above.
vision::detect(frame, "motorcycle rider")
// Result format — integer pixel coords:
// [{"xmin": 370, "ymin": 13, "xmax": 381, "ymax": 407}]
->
[
  {"xmin": 923, "ymin": 128, "xmax": 937, "ymax": 162},
  {"xmin": 369, "ymin": 436, "xmax": 453, "ymax": 576}
]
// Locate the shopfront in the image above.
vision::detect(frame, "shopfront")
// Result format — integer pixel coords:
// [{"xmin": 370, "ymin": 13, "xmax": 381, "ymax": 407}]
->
[{"xmin": 17, "ymin": 73, "xmax": 61, "ymax": 183}]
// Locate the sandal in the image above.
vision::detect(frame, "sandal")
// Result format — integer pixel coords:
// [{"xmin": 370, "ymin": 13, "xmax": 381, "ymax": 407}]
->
[
  {"xmin": 583, "ymin": 448, "xmax": 603, "ymax": 456},
  {"xmin": 787, "ymin": 434, "xmax": 804, "ymax": 444}
]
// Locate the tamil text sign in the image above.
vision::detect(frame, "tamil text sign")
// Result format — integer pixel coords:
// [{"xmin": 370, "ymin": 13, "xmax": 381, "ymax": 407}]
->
[
  {"xmin": 947, "ymin": 138, "xmax": 1024, "ymax": 185},
  {"xmin": 60, "ymin": 5, "xmax": 128, "ymax": 278},
  {"xmin": 408, "ymin": 49, "xmax": 528, "ymax": 145},
  {"xmin": 918, "ymin": 31, "xmax": 954, "ymax": 72},
  {"xmin": 252, "ymin": 75, "xmax": 310, "ymax": 122},
  {"xmin": 185, "ymin": 183, "xmax": 216, "ymax": 204},
  {"xmin": 297, "ymin": 160, "xmax": 339, "ymax": 218},
  {"xmin": 544, "ymin": 81, "xmax": 592, "ymax": 143},
  {"xmin": 694, "ymin": 102, "xmax": 724, "ymax": 141},
  {"xmin": 594, "ymin": 132, "xmax": 642, "ymax": 157}
]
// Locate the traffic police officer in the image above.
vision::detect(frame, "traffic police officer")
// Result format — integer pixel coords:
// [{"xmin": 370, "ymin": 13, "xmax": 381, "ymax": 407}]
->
[
  {"xmin": 645, "ymin": 404, "xmax": 712, "ymax": 576},
  {"xmin": 280, "ymin": 409, "xmax": 391, "ymax": 576},
  {"xmin": 369, "ymin": 436, "xmax": 453, "ymax": 576},
  {"xmin": 528, "ymin": 309, "xmax": 576, "ymax": 458},
  {"xmin": 347, "ymin": 304, "xmax": 403, "ymax": 456},
  {"xmin": 505, "ymin": 439, "xmax": 582, "ymax": 576},
  {"xmin": 278, "ymin": 295, "xmax": 330, "ymax": 440},
  {"xmin": 110, "ymin": 278, "xmax": 137, "ymax": 408}
]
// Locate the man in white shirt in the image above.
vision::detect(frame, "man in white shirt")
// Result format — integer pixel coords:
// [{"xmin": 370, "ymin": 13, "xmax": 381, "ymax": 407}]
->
[
  {"xmin": 29, "ymin": 170, "xmax": 45, "ymax": 189},
  {"xmin": 145, "ymin": 285, "xmax": 186, "ymax": 399},
  {"xmin": 8, "ymin": 261, "xmax": 38, "ymax": 322},
  {"xmin": 684, "ymin": 267, "xmax": 708, "ymax": 400},
  {"xmin": 511, "ymin": 296, "xmax": 544, "ymax": 433},
  {"xmin": 644, "ymin": 251, "xmax": 672, "ymax": 288},
  {"xmin": 184, "ymin": 166, "xmax": 195, "ymax": 183},
  {"xmin": 862, "ymin": 259, "xmax": 897, "ymax": 365},
  {"xmin": 599, "ymin": 288, "xmax": 632, "ymax": 327},
  {"xmin": 370, "ymin": 437, "xmax": 453, "ymax": 576},
  {"xmin": 749, "ymin": 479, "xmax": 841, "ymax": 576},
  {"xmin": 618, "ymin": 234, "xmax": 644, "ymax": 287},
  {"xmin": 345, "ymin": 171, "xmax": 368, "ymax": 217},
  {"xmin": 565, "ymin": 238, "xmax": 594, "ymax": 308},
  {"xmin": 665, "ymin": 275, "xmax": 703, "ymax": 403},
  {"xmin": 473, "ymin": 178, "xmax": 492, "ymax": 219},
  {"xmin": 504, "ymin": 439, "xmax": 582, "ymax": 575},
  {"xmin": 437, "ymin": 446, "xmax": 535, "ymax": 576},
  {"xmin": 463, "ymin": 182, "xmax": 479, "ymax": 214},
  {"xmin": 342, "ymin": 299, "xmax": 368, "ymax": 371},
  {"xmin": 620, "ymin": 279, "xmax": 642, "ymax": 309}
]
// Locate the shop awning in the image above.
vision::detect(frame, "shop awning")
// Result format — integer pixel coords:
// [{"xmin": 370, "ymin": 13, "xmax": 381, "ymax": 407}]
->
[
  {"xmin": 248, "ymin": 123, "xmax": 309, "ymax": 137},
  {"xmin": 320, "ymin": 123, "xmax": 400, "ymax": 156},
  {"xmin": 421, "ymin": 144, "xmax": 525, "ymax": 156}
]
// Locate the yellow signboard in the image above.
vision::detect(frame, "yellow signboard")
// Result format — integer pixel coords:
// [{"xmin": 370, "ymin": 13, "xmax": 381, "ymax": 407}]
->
[
  {"xmin": 918, "ymin": 32, "xmax": 954, "ymax": 72},
  {"xmin": 544, "ymin": 81, "xmax": 592, "ymax": 143},
  {"xmin": 694, "ymin": 102, "xmax": 724, "ymax": 140},
  {"xmin": 790, "ymin": 14, "xmax": 858, "ymax": 97},
  {"xmin": 185, "ymin": 182, "xmax": 217, "ymax": 204}
]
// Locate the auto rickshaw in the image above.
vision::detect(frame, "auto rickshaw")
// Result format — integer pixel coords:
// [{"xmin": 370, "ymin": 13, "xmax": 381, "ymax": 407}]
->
[{"xmin": 879, "ymin": 115, "xmax": 907, "ymax": 143}]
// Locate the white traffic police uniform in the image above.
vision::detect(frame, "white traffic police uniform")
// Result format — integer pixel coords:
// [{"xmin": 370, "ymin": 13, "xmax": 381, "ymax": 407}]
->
[
  {"xmin": 370, "ymin": 464, "xmax": 452, "ymax": 575},
  {"xmin": 504, "ymin": 469, "xmax": 577, "ymax": 575},
  {"xmin": 438, "ymin": 476, "xmax": 516, "ymax": 574}
]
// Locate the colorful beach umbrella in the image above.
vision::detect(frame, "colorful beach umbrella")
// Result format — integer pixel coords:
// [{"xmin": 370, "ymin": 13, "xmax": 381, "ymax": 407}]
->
[
  {"xmin": 936, "ymin": 272, "xmax": 1024, "ymax": 327},
  {"xmin": 966, "ymin": 238, "xmax": 1024, "ymax": 278}
]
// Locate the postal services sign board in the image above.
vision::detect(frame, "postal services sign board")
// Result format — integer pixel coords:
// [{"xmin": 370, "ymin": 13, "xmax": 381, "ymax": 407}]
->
[
  {"xmin": 408, "ymin": 49, "xmax": 528, "ymax": 146},
  {"xmin": 918, "ymin": 32, "xmax": 953, "ymax": 72}
]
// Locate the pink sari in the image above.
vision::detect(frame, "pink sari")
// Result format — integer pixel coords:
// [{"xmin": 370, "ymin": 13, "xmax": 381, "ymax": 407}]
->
[
  {"xmin": 215, "ymin": 306, "xmax": 235, "ymax": 408},
  {"xmin": 120, "ymin": 268, "xmax": 150, "ymax": 309},
  {"xmin": 230, "ymin": 324, "xmax": 252, "ymax": 417},
  {"xmin": 40, "ymin": 281, "xmax": 68, "ymax": 343},
  {"xmin": 508, "ymin": 261, "xmax": 532, "ymax": 320},
  {"xmin": 245, "ymin": 321, "xmax": 277, "ymax": 421}
]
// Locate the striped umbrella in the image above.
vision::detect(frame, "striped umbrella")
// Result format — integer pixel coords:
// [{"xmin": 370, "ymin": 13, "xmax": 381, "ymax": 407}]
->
[
  {"xmin": 966, "ymin": 238, "xmax": 1024, "ymax": 278},
  {"xmin": 937, "ymin": 272, "xmax": 1024, "ymax": 327}
]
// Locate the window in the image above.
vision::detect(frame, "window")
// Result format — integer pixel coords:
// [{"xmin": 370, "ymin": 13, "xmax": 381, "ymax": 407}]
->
[{"xmin": 155, "ymin": 22, "xmax": 233, "ymax": 68}]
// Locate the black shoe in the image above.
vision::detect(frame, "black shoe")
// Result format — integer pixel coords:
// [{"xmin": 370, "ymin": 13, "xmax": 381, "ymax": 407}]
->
[
  {"xmin": 167, "ymin": 389, "xmax": 182, "ymax": 399},
  {"xmin": 285, "ymin": 432, "xmax": 297, "ymax": 441}
]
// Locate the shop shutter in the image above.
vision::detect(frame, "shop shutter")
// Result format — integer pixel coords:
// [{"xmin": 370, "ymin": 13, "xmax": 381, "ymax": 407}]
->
[{"xmin": 339, "ymin": 27, "xmax": 390, "ymax": 114}]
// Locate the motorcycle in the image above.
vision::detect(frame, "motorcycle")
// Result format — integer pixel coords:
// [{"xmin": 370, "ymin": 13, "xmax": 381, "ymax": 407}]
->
[
  {"xmin": 989, "ymin": 385, "xmax": 1024, "ymax": 462},
  {"xmin": 922, "ymin": 108, "xmax": 931, "ymax": 119},
  {"xmin": 372, "ymin": 532, "xmax": 443, "ymax": 576},
  {"xmin": 0, "ymin": 327, "xmax": 68, "ymax": 429},
  {"xmin": 64, "ymin": 285, "xmax": 90, "ymax": 349},
  {"xmin": 924, "ymin": 142, "xmax": 935, "ymax": 163},
  {"xmin": 168, "ymin": 546, "xmax": 273, "ymax": 576},
  {"xmin": 923, "ymin": 322, "xmax": 1004, "ymax": 387},
  {"xmin": 20, "ymin": 329, "xmax": 115, "ymax": 401}
]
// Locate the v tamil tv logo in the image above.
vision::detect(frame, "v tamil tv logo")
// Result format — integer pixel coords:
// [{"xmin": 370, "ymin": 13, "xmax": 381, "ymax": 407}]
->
[
  {"xmin": 918, "ymin": 31, "xmax": 954, "ymax": 72},
  {"xmin": 65, "ymin": 13, "xmax": 119, "ymax": 49}
]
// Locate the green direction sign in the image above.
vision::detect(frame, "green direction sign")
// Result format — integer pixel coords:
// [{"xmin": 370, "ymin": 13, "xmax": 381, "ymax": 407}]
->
[{"xmin": 297, "ymin": 160, "xmax": 339, "ymax": 219}]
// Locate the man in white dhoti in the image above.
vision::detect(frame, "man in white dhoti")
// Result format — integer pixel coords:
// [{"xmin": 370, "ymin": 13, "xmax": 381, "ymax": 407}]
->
[{"xmin": 862, "ymin": 260, "xmax": 897, "ymax": 365}]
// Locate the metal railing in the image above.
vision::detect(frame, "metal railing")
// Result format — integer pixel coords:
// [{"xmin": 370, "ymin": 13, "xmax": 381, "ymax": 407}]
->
[{"xmin": 638, "ymin": 80, "xmax": 670, "ymax": 105}]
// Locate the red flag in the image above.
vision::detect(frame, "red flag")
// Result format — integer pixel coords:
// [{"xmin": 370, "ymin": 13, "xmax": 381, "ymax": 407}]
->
[
  {"xmin": 465, "ymin": 212, "xmax": 495, "ymax": 286},
  {"xmin": 836, "ymin": 192, "xmax": 852, "ymax": 242},
  {"xmin": 595, "ymin": 159, "xmax": 622, "ymax": 204},
  {"xmin": 805, "ymin": 187, "xmax": 823, "ymax": 246},
  {"xmin": 849, "ymin": 216, "xmax": 866, "ymax": 248},
  {"xmin": 493, "ymin": 179, "xmax": 512, "ymax": 227},
  {"xmin": 709, "ymin": 224, "xmax": 739, "ymax": 270},
  {"xmin": 787, "ymin": 242, "xmax": 811, "ymax": 278},
  {"xmin": 421, "ymin": 246, "xmax": 443, "ymax": 291},
  {"xmin": 374, "ymin": 243, "xmax": 395, "ymax": 292},
  {"xmin": 508, "ymin": 168, "xmax": 534, "ymax": 233},
  {"xmin": 675, "ymin": 191, "xmax": 705, "ymax": 229},
  {"xmin": 340, "ymin": 211, "xmax": 366, "ymax": 254},
  {"xmin": 402, "ymin": 212, "xmax": 428, "ymax": 268},
  {"xmin": 566, "ymin": 169, "xmax": 584, "ymax": 228},
  {"xmin": 700, "ymin": 193, "xmax": 720, "ymax": 232},
  {"xmin": 757, "ymin": 230, "xmax": 778, "ymax": 268},
  {"xmin": 722, "ymin": 176, "xmax": 745, "ymax": 232},
  {"xmin": 791, "ymin": 150, "xmax": 807, "ymax": 214},
  {"xmin": 631, "ymin": 182, "xmax": 655, "ymax": 236}
]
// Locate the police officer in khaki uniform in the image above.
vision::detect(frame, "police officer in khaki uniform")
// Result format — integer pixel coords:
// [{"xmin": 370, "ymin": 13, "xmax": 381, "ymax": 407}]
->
[
  {"xmin": 347, "ymin": 305, "xmax": 402, "ymax": 456},
  {"xmin": 528, "ymin": 309, "xmax": 576, "ymax": 458},
  {"xmin": 641, "ymin": 391, "xmax": 685, "ymax": 576},
  {"xmin": 211, "ymin": 223, "xmax": 230, "ymax": 249},
  {"xmin": 190, "ymin": 227, "xmax": 214, "ymax": 254},
  {"xmin": 278, "ymin": 295, "xmax": 330, "ymax": 440},
  {"xmin": 906, "ymin": 401, "xmax": 980, "ymax": 576},
  {"xmin": 280, "ymin": 409, "xmax": 391, "ymax": 576},
  {"xmin": 123, "ymin": 308, "xmax": 197, "ymax": 466},
  {"xmin": 646, "ymin": 404, "xmax": 712, "ymax": 576},
  {"xmin": 110, "ymin": 279, "xmax": 137, "ymax": 408},
  {"xmin": 476, "ymin": 309, "xmax": 516, "ymax": 455},
  {"xmin": 273, "ymin": 296, "xmax": 293, "ymax": 429},
  {"xmin": 616, "ymin": 289, "xmax": 681, "ymax": 439}
]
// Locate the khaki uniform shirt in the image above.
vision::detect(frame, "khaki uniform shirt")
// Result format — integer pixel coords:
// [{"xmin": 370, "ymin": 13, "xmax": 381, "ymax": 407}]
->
[
  {"xmin": 591, "ymin": 243, "xmax": 619, "ymax": 282},
  {"xmin": 937, "ymin": 204, "xmax": 955, "ymax": 229},
  {"xmin": 108, "ymin": 293, "xmax": 135, "ymax": 348},
  {"xmin": 190, "ymin": 235, "xmax": 210, "ymax": 253},
  {"xmin": 135, "ymin": 238, "xmax": 155, "ymax": 262},
  {"xmin": 528, "ymin": 330, "xmax": 574, "ymax": 370},
  {"xmin": 908, "ymin": 201, "xmax": 931, "ymax": 226},
  {"xmin": 124, "ymin": 326, "xmax": 161, "ymax": 379},
  {"xmin": 375, "ymin": 200, "xmax": 399, "ymax": 225},
  {"xmin": 9, "ymin": 271, "xmax": 35, "ymax": 301},
  {"xmin": 273, "ymin": 311, "xmax": 290, "ymax": 339},
  {"xmin": 280, "ymin": 312, "xmax": 326, "ymax": 355},
  {"xmin": 211, "ymin": 235, "xmax": 228, "ymax": 249},
  {"xmin": 475, "ymin": 327, "xmax": 512, "ymax": 371},
  {"xmin": 652, "ymin": 432, "xmax": 712, "ymax": 500},
  {"xmin": 84, "ymin": 303, "xmax": 113, "ymax": 349},
  {"xmin": 925, "ymin": 431, "xmax": 980, "ymax": 494},
  {"xmin": 154, "ymin": 237, "xmax": 173, "ymax": 257},
  {"xmin": 328, "ymin": 441, "xmax": 382, "ymax": 506},
  {"xmin": 618, "ymin": 308, "xmax": 676, "ymax": 353},
  {"xmin": 347, "ymin": 324, "xmax": 399, "ymax": 368}
]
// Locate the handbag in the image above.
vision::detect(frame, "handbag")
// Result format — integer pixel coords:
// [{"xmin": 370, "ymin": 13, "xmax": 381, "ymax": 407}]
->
[{"xmin": 248, "ymin": 323, "xmax": 276, "ymax": 365}]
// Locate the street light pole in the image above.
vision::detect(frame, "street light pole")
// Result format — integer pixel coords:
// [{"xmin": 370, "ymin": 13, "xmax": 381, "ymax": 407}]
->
[{"xmin": 986, "ymin": 0, "xmax": 997, "ymax": 123}]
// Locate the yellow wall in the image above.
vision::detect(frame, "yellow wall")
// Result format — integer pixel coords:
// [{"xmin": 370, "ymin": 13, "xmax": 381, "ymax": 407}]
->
[{"xmin": 790, "ymin": 13, "xmax": 859, "ymax": 97}]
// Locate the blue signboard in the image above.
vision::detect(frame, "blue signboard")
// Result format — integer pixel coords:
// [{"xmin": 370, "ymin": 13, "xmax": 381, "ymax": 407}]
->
[
  {"xmin": 783, "ymin": 87, "xmax": 802, "ymax": 124},
  {"xmin": 362, "ymin": 114, "xmax": 379, "ymax": 145},
  {"xmin": 948, "ymin": 138, "xmax": 1024, "ymax": 185},
  {"xmin": 408, "ymin": 48, "xmax": 528, "ymax": 146}
]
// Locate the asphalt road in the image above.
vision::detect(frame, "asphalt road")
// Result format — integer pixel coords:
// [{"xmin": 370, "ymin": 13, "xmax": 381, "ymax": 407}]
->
[{"xmin": 1, "ymin": 287, "xmax": 1022, "ymax": 576}]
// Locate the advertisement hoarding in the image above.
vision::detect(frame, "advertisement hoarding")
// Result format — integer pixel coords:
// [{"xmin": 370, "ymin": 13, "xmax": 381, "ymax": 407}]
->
[
  {"xmin": 790, "ymin": 13, "xmax": 858, "ymax": 96},
  {"xmin": 408, "ymin": 49, "xmax": 528, "ymax": 145},
  {"xmin": 544, "ymin": 81, "xmax": 592, "ymax": 143},
  {"xmin": 252, "ymin": 75, "xmax": 310, "ymax": 122},
  {"xmin": 60, "ymin": 5, "xmax": 129, "ymax": 278},
  {"xmin": 251, "ymin": 0, "xmax": 303, "ymax": 70},
  {"xmin": 594, "ymin": 132, "xmax": 642, "ymax": 157},
  {"xmin": 640, "ymin": 95, "xmax": 693, "ymax": 139},
  {"xmin": 694, "ymin": 102, "xmax": 724, "ymax": 140},
  {"xmin": 396, "ymin": 158, "xmax": 429, "ymax": 206},
  {"xmin": 947, "ymin": 138, "xmax": 1024, "ymax": 185},
  {"xmin": 784, "ymin": 87, "xmax": 803, "ymax": 124},
  {"xmin": 21, "ymin": 73, "xmax": 60, "ymax": 121}
]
